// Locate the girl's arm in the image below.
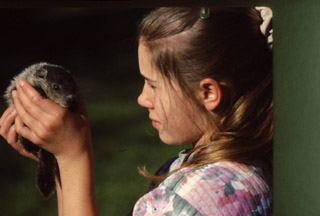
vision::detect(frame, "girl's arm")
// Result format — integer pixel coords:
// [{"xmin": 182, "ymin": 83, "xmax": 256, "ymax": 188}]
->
[
  {"xmin": 11, "ymin": 80, "xmax": 99, "ymax": 216},
  {"xmin": 55, "ymin": 171, "xmax": 63, "ymax": 216},
  {"xmin": 53, "ymin": 148, "xmax": 97, "ymax": 216},
  {"xmin": 57, "ymin": 149, "xmax": 98, "ymax": 216}
]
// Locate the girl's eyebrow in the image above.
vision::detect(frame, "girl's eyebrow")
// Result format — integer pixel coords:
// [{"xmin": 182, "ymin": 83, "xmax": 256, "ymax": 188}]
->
[{"xmin": 140, "ymin": 73, "xmax": 156, "ymax": 83}]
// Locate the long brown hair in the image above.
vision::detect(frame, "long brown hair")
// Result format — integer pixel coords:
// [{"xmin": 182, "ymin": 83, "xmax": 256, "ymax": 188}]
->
[{"xmin": 138, "ymin": 7, "xmax": 273, "ymax": 185}]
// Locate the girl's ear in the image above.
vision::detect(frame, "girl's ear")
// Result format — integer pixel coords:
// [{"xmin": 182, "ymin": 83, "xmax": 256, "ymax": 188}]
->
[{"xmin": 198, "ymin": 78, "xmax": 221, "ymax": 111}]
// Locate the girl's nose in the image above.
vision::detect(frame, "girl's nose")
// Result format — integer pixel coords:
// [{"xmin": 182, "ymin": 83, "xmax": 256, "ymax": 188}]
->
[{"xmin": 137, "ymin": 84, "xmax": 153, "ymax": 109}]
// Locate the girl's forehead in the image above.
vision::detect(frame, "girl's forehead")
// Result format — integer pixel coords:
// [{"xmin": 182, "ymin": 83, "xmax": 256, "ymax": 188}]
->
[
  {"xmin": 138, "ymin": 42, "xmax": 181, "ymax": 91},
  {"xmin": 138, "ymin": 44, "xmax": 158, "ymax": 80}
]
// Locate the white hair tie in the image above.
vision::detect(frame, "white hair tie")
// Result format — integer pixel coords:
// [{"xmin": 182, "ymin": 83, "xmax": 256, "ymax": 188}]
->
[{"xmin": 255, "ymin": 6, "xmax": 273, "ymax": 49}]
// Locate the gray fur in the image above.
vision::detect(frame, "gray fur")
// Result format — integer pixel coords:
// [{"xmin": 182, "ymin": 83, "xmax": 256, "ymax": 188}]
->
[
  {"xmin": 5, "ymin": 62, "xmax": 78, "ymax": 111},
  {"xmin": 4, "ymin": 62, "xmax": 79, "ymax": 198}
]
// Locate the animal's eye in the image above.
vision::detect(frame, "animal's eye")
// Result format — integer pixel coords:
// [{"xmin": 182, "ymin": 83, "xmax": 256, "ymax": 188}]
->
[{"xmin": 53, "ymin": 84, "xmax": 60, "ymax": 90}]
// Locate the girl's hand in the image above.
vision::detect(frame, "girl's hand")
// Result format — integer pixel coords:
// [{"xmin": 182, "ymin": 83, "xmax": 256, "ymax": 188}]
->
[
  {"xmin": 0, "ymin": 106, "xmax": 39, "ymax": 162},
  {"xmin": 5, "ymin": 80, "xmax": 99, "ymax": 216},
  {"xmin": 12, "ymin": 80, "xmax": 93, "ymax": 163}
]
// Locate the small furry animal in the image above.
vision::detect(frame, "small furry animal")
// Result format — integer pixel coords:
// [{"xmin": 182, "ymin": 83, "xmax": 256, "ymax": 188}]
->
[{"xmin": 4, "ymin": 62, "xmax": 79, "ymax": 198}]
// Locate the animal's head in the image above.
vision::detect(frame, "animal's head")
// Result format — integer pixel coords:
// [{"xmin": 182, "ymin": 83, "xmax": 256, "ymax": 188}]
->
[{"xmin": 32, "ymin": 63, "xmax": 79, "ymax": 112}]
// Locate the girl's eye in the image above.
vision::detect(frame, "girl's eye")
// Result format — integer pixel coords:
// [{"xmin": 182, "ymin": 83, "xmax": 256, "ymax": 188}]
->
[
  {"xmin": 149, "ymin": 84, "xmax": 156, "ymax": 89},
  {"xmin": 147, "ymin": 81, "xmax": 156, "ymax": 89}
]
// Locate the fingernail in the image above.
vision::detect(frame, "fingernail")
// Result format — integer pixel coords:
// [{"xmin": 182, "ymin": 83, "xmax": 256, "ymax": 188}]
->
[
  {"xmin": 19, "ymin": 80, "xmax": 25, "ymax": 87},
  {"xmin": 12, "ymin": 90, "xmax": 17, "ymax": 98}
]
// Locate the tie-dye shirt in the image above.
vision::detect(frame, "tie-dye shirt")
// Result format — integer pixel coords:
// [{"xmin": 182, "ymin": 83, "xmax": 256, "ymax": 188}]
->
[{"xmin": 133, "ymin": 151, "xmax": 272, "ymax": 216}]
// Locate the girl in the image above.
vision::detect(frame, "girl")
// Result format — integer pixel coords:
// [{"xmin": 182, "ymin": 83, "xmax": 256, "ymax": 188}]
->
[{"xmin": 0, "ymin": 7, "xmax": 273, "ymax": 216}]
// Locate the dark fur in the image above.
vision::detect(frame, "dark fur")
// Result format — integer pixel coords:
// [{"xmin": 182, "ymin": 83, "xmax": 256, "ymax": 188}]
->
[{"xmin": 4, "ymin": 62, "xmax": 79, "ymax": 198}]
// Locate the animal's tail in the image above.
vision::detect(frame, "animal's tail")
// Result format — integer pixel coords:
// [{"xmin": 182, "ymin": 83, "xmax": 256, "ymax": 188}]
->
[{"xmin": 37, "ymin": 149, "xmax": 57, "ymax": 198}]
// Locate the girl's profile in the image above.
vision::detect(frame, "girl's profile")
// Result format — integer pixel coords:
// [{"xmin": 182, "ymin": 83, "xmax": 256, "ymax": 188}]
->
[{"xmin": 0, "ymin": 7, "xmax": 273, "ymax": 216}]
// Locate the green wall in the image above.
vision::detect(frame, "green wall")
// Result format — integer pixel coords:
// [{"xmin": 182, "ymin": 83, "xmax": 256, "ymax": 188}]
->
[{"xmin": 273, "ymin": 2, "xmax": 320, "ymax": 216}]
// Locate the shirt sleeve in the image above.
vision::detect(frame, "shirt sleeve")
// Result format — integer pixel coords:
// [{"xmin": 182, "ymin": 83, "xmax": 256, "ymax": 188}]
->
[
  {"xmin": 133, "ymin": 162, "xmax": 272, "ymax": 216},
  {"xmin": 133, "ymin": 186, "xmax": 202, "ymax": 216}
]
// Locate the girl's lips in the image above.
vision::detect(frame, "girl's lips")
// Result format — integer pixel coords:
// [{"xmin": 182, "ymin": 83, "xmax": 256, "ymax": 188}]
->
[{"xmin": 151, "ymin": 120, "xmax": 161, "ymax": 129}]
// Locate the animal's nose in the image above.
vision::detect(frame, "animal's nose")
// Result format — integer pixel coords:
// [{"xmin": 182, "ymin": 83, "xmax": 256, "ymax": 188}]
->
[{"xmin": 65, "ymin": 94, "xmax": 78, "ymax": 111}]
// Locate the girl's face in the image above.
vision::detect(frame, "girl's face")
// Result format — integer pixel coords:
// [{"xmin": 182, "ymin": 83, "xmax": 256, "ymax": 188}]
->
[{"xmin": 137, "ymin": 43, "xmax": 204, "ymax": 145}]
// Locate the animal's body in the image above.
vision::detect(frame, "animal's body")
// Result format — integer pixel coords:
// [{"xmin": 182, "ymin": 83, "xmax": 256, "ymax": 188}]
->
[{"xmin": 4, "ymin": 62, "xmax": 79, "ymax": 198}]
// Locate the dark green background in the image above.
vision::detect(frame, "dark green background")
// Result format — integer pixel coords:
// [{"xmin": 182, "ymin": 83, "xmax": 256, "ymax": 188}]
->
[
  {"xmin": 0, "ymin": 7, "xmax": 189, "ymax": 216},
  {"xmin": 0, "ymin": 1, "xmax": 319, "ymax": 216}
]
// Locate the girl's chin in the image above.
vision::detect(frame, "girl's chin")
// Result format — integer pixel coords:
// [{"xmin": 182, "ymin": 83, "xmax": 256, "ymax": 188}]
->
[
  {"xmin": 159, "ymin": 134, "xmax": 189, "ymax": 146},
  {"xmin": 159, "ymin": 131, "xmax": 201, "ymax": 146}
]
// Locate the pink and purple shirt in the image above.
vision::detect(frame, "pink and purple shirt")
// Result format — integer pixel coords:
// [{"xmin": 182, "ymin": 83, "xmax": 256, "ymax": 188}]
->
[{"xmin": 133, "ymin": 151, "xmax": 272, "ymax": 216}]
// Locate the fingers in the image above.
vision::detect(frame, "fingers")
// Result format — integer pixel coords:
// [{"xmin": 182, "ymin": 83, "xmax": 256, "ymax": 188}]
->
[
  {"xmin": 17, "ymin": 80, "xmax": 61, "ymax": 115},
  {"xmin": 15, "ymin": 115, "xmax": 43, "ymax": 146},
  {"xmin": 0, "ymin": 106, "xmax": 17, "ymax": 140},
  {"xmin": 14, "ymin": 81, "xmax": 70, "ymax": 148},
  {"xmin": 15, "ymin": 80, "xmax": 66, "ymax": 132},
  {"xmin": 8, "ymin": 125, "xmax": 40, "ymax": 162},
  {"xmin": 7, "ymin": 124, "xmax": 18, "ymax": 144},
  {"xmin": 14, "ymin": 80, "xmax": 48, "ymax": 122},
  {"xmin": 0, "ymin": 106, "xmax": 15, "ymax": 126},
  {"xmin": 12, "ymin": 89, "xmax": 40, "ymax": 133},
  {"xmin": 0, "ymin": 107, "xmax": 39, "ymax": 162},
  {"xmin": 13, "ymin": 81, "xmax": 55, "ymax": 139}
]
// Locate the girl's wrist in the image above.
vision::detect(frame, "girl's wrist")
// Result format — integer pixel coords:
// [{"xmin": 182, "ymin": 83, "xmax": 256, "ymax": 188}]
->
[{"xmin": 56, "ymin": 144, "xmax": 94, "ymax": 170}]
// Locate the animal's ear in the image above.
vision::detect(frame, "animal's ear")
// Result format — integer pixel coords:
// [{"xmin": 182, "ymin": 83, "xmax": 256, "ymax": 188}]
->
[{"xmin": 35, "ymin": 69, "xmax": 48, "ymax": 78}]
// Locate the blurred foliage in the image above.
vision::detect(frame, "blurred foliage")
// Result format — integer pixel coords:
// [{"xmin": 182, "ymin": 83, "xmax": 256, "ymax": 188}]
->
[{"xmin": 0, "ymin": 8, "xmax": 189, "ymax": 216}]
